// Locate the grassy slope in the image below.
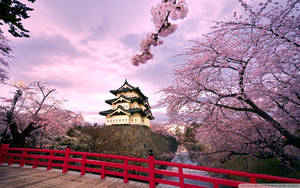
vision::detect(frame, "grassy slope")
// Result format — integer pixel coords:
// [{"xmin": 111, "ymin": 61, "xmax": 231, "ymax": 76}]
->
[
  {"xmin": 63, "ymin": 124, "xmax": 178, "ymax": 176},
  {"xmin": 219, "ymin": 156, "xmax": 300, "ymax": 182},
  {"xmin": 67, "ymin": 124, "xmax": 178, "ymax": 160}
]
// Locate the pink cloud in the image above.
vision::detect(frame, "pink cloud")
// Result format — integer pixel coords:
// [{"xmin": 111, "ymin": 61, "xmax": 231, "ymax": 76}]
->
[{"xmin": 1, "ymin": 0, "xmax": 239, "ymax": 123}]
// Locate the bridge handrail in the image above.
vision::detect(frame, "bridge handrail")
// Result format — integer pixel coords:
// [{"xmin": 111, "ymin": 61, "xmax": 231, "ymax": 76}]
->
[
  {"xmin": 0, "ymin": 144, "xmax": 299, "ymax": 188},
  {"xmin": 154, "ymin": 160, "xmax": 300, "ymax": 183}
]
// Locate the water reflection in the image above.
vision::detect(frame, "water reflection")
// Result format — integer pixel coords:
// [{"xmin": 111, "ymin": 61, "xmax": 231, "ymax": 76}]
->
[{"xmin": 158, "ymin": 145, "xmax": 213, "ymax": 188}]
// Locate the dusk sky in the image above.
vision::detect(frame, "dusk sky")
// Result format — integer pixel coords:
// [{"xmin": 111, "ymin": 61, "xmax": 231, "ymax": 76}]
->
[{"xmin": 0, "ymin": 0, "xmax": 240, "ymax": 124}]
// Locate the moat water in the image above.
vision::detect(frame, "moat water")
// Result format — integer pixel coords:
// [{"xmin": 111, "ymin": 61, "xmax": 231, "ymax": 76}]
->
[{"xmin": 159, "ymin": 145, "xmax": 213, "ymax": 187}]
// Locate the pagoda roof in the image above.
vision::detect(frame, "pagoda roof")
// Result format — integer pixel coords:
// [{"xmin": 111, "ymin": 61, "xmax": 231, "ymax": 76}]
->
[
  {"xmin": 105, "ymin": 95, "xmax": 149, "ymax": 106},
  {"xmin": 110, "ymin": 79, "xmax": 148, "ymax": 99},
  {"xmin": 99, "ymin": 105, "xmax": 154, "ymax": 120},
  {"xmin": 144, "ymin": 109, "xmax": 154, "ymax": 120}
]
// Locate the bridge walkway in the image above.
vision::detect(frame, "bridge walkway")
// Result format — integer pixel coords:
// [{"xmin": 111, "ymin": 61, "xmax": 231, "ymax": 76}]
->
[{"xmin": 0, "ymin": 164, "xmax": 149, "ymax": 188}]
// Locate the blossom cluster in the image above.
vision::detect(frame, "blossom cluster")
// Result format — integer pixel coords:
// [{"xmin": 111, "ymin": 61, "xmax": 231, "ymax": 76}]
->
[
  {"xmin": 151, "ymin": 0, "xmax": 188, "ymax": 30},
  {"xmin": 131, "ymin": 51, "xmax": 153, "ymax": 66},
  {"xmin": 160, "ymin": 0, "xmax": 300, "ymax": 168},
  {"xmin": 0, "ymin": 33, "xmax": 11, "ymax": 82},
  {"xmin": 131, "ymin": 33, "xmax": 163, "ymax": 66},
  {"xmin": 131, "ymin": 0, "xmax": 188, "ymax": 66}
]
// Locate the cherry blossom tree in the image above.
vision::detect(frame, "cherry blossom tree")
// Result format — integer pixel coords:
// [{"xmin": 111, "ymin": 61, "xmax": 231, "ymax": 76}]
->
[
  {"xmin": 150, "ymin": 122, "xmax": 174, "ymax": 137},
  {"xmin": 0, "ymin": 81, "xmax": 83, "ymax": 147},
  {"xmin": 131, "ymin": 0, "xmax": 188, "ymax": 66},
  {"xmin": 29, "ymin": 108, "xmax": 85, "ymax": 148},
  {"xmin": 161, "ymin": 0, "xmax": 300, "ymax": 167},
  {"xmin": 0, "ymin": 33, "xmax": 11, "ymax": 82}
]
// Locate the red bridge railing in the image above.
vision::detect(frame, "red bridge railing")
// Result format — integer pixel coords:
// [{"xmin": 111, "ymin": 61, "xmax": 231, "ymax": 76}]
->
[{"xmin": 0, "ymin": 144, "xmax": 299, "ymax": 188}]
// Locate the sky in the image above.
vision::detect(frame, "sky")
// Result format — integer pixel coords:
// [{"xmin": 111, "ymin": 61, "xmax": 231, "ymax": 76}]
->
[{"xmin": 0, "ymin": 0, "xmax": 240, "ymax": 124}]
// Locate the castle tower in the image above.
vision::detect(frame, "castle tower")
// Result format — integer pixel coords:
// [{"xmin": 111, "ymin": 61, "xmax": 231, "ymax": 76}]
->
[{"xmin": 99, "ymin": 79, "xmax": 154, "ymax": 127}]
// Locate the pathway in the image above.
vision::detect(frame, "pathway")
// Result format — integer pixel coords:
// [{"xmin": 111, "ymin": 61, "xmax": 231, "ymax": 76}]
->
[{"xmin": 0, "ymin": 164, "xmax": 148, "ymax": 188}]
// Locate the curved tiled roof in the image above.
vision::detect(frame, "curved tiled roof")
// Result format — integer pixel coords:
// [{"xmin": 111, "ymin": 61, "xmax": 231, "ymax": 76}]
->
[
  {"xmin": 109, "ymin": 80, "xmax": 148, "ymax": 99},
  {"xmin": 105, "ymin": 95, "xmax": 146, "ymax": 105},
  {"xmin": 100, "ymin": 79, "xmax": 154, "ymax": 121},
  {"xmin": 99, "ymin": 105, "xmax": 154, "ymax": 120}
]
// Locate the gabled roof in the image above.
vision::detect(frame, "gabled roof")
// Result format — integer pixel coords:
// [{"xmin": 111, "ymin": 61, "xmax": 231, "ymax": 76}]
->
[
  {"xmin": 99, "ymin": 105, "xmax": 154, "ymax": 120},
  {"xmin": 105, "ymin": 95, "xmax": 149, "ymax": 106},
  {"xmin": 145, "ymin": 109, "xmax": 154, "ymax": 120},
  {"xmin": 99, "ymin": 105, "xmax": 131, "ymax": 116},
  {"xmin": 110, "ymin": 79, "xmax": 148, "ymax": 99},
  {"xmin": 143, "ymin": 100, "xmax": 151, "ymax": 109},
  {"xmin": 105, "ymin": 94, "xmax": 131, "ymax": 105}
]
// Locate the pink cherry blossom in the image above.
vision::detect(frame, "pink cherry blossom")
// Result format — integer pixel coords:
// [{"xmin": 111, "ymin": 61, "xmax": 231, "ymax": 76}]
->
[
  {"xmin": 161, "ymin": 0, "xmax": 300, "ymax": 168},
  {"xmin": 131, "ymin": 0, "xmax": 188, "ymax": 66},
  {"xmin": 170, "ymin": 0, "xmax": 188, "ymax": 20},
  {"xmin": 158, "ymin": 24, "xmax": 178, "ymax": 37},
  {"xmin": 0, "ymin": 82, "xmax": 85, "ymax": 147},
  {"xmin": 0, "ymin": 33, "xmax": 11, "ymax": 82}
]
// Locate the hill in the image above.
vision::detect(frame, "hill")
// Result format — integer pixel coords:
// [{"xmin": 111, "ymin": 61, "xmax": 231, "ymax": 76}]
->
[{"xmin": 63, "ymin": 124, "xmax": 178, "ymax": 161}]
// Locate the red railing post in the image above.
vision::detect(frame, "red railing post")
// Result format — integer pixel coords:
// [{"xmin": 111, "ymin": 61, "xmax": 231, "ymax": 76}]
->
[
  {"xmin": 0, "ymin": 144, "xmax": 8, "ymax": 164},
  {"xmin": 20, "ymin": 151, "xmax": 27, "ymax": 167},
  {"xmin": 0, "ymin": 144, "xmax": 3, "ymax": 164},
  {"xmin": 0, "ymin": 144, "xmax": 4, "ymax": 158},
  {"xmin": 7, "ymin": 146, "xmax": 13, "ymax": 165},
  {"xmin": 179, "ymin": 167, "xmax": 184, "ymax": 188},
  {"xmin": 124, "ymin": 159, "xmax": 128, "ymax": 183},
  {"xmin": 80, "ymin": 154, "xmax": 86, "ymax": 175},
  {"xmin": 101, "ymin": 164, "xmax": 106, "ymax": 179},
  {"xmin": 33, "ymin": 157, "xmax": 38, "ymax": 168},
  {"xmin": 249, "ymin": 176, "xmax": 257, "ymax": 183},
  {"xmin": 148, "ymin": 149, "xmax": 155, "ymax": 188},
  {"xmin": 62, "ymin": 147, "xmax": 71, "ymax": 173},
  {"xmin": 47, "ymin": 151, "xmax": 54, "ymax": 171}
]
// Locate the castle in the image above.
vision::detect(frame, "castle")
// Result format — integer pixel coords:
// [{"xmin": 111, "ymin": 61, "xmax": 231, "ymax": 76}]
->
[{"xmin": 99, "ymin": 80, "xmax": 154, "ymax": 127}]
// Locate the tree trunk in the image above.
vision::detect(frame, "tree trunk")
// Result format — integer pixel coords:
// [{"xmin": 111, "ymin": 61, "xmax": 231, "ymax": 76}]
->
[{"xmin": 9, "ymin": 122, "xmax": 42, "ymax": 148}]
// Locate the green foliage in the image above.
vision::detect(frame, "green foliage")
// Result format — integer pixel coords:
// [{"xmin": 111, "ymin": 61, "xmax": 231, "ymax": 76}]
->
[
  {"xmin": 219, "ymin": 156, "xmax": 300, "ymax": 182},
  {"xmin": 185, "ymin": 143, "xmax": 205, "ymax": 152},
  {"xmin": 63, "ymin": 124, "xmax": 178, "ymax": 159},
  {"xmin": 180, "ymin": 122, "xmax": 205, "ymax": 152},
  {"xmin": 252, "ymin": 158, "xmax": 300, "ymax": 180},
  {"xmin": 0, "ymin": 0, "xmax": 35, "ymax": 37},
  {"xmin": 183, "ymin": 126, "xmax": 197, "ymax": 143},
  {"xmin": 60, "ymin": 125, "xmax": 178, "ymax": 176}
]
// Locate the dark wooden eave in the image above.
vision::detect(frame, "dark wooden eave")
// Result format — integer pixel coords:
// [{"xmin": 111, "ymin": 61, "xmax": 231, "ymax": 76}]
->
[
  {"xmin": 105, "ymin": 95, "xmax": 149, "ymax": 106},
  {"xmin": 109, "ymin": 80, "xmax": 148, "ymax": 99},
  {"xmin": 105, "ymin": 95, "xmax": 131, "ymax": 105},
  {"xmin": 99, "ymin": 105, "xmax": 154, "ymax": 120}
]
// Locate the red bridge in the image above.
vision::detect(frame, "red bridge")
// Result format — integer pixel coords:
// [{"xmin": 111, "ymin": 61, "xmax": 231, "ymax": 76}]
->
[{"xmin": 0, "ymin": 144, "xmax": 299, "ymax": 188}]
